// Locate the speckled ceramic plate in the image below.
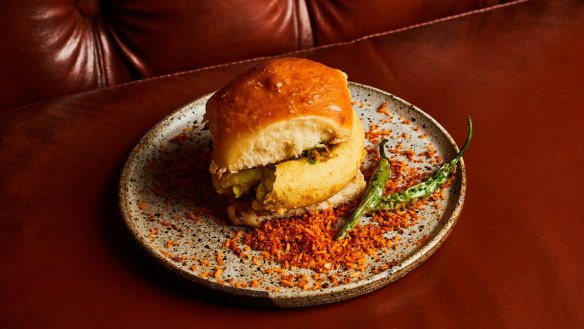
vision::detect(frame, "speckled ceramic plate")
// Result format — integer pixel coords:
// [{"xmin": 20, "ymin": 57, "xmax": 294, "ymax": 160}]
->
[{"xmin": 119, "ymin": 82, "xmax": 467, "ymax": 307}]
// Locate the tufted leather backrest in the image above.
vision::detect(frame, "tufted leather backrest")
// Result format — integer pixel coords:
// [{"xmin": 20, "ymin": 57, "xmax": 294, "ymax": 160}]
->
[{"xmin": 0, "ymin": 0, "xmax": 508, "ymax": 111}]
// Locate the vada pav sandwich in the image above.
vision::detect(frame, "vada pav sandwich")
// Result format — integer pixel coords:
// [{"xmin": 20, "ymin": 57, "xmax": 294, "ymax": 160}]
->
[{"xmin": 204, "ymin": 58, "xmax": 366, "ymax": 226}]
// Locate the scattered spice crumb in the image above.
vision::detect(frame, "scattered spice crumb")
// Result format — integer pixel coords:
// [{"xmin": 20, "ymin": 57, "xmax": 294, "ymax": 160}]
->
[{"xmin": 137, "ymin": 101, "xmax": 457, "ymax": 291}]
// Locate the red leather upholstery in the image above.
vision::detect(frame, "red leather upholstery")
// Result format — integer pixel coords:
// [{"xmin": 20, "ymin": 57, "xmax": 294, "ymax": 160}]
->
[
  {"xmin": 1, "ymin": 0, "xmax": 509, "ymax": 111},
  {"xmin": 1, "ymin": 1, "xmax": 583, "ymax": 327},
  {"xmin": 306, "ymin": 0, "xmax": 507, "ymax": 44}
]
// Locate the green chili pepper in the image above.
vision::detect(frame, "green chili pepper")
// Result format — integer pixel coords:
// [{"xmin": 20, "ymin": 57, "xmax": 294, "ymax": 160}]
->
[
  {"xmin": 335, "ymin": 117, "xmax": 473, "ymax": 239},
  {"xmin": 335, "ymin": 139, "xmax": 392, "ymax": 240},
  {"xmin": 377, "ymin": 117, "xmax": 472, "ymax": 210}
]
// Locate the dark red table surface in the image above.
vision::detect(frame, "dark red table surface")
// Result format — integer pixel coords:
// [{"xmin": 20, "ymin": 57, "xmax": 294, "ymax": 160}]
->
[{"xmin": 1, "ymin": 1, "xmax": 583, "ymax": 328}]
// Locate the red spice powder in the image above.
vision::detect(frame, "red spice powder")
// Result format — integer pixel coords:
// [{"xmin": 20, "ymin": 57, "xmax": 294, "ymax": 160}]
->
[
  {"xmin": 241, "ymin": 159, "xmax": 448, "ymax": 274},
  {"xmin": 138, "ymin": 102, "xmax": 454, "ymax": 289}
]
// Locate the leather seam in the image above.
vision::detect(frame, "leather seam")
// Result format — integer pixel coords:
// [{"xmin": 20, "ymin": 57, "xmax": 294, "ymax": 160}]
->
[
  {"xmin": 90, "ymin": 17, "xmax": 107, "ymax": 88},
  {"xmin": 325, "ymin": 0, "xmax": 530, "ymax": 46},
  {"xmin": 304, "ymin": 0, "xmax": 319, "ymax": 46},
  {"xmin": 2, "ymin": 0, "xmax": 529, "ymax": 113},
  {"xmin": 296, "ymin": 0, "xmax": 314, "ymax": 49},
  {"xmin": 114, "ymin": 0, "xmax": 530, "ymax": 85},
  {"xmin": 293, "ymin": 0, "xmax": 301, "ymax": 49}
]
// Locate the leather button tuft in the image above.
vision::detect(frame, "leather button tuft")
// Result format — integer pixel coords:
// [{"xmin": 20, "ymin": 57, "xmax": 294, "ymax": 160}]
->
[{"xmin": 76, "ymin": 0, "xmax": 101, "ymax": 17}]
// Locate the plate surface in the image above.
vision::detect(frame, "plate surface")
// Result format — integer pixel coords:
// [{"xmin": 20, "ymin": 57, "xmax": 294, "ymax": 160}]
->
[{"xmin": 119, "ymin": 82, "xmax": 466, "ymax": 307}]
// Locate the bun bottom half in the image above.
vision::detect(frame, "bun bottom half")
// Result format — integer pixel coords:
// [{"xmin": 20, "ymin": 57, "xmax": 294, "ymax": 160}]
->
[{"xmin": 227, "ymin": 171, "xmax": 366, "ymax": 227}]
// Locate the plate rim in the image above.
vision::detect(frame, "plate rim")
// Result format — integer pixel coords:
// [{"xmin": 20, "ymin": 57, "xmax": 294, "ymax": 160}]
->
[{"xmin": 118, "ymin": 82, "xmax": 467, "ymax": 307}]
